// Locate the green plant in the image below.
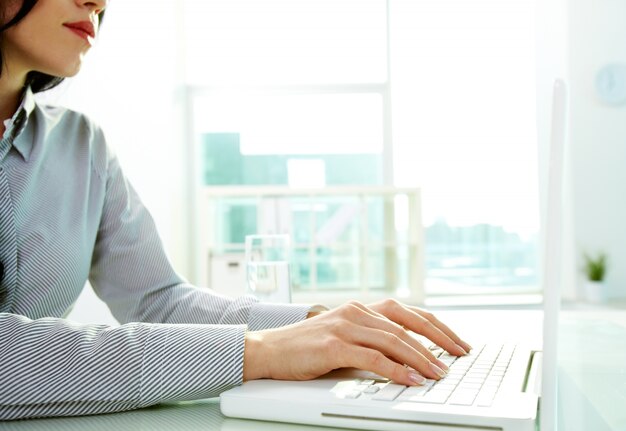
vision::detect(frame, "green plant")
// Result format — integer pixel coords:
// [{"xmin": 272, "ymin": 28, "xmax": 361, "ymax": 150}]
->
[{"xmin": 583, "ymin": 252, "xmax": 607, "ymax": 282}]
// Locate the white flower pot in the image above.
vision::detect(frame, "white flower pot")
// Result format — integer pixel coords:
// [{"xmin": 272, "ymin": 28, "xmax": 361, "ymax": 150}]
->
[{"xmin": 583, "ymin": 280, "xmax": 607, "ymax": 303}]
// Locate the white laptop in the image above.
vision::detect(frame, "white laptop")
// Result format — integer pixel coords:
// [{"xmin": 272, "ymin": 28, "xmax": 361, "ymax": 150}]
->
[{"xmin": 220, "ymin": 80, "xmax": 568, "ymax": 431}]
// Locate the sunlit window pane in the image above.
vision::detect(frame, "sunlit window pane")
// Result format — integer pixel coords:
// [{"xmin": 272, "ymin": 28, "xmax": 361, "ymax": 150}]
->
[
  {"xmin": 190, "ymin": 0, "xmax": 540, "ymax": 297},
  {"xmin": 194, "ymin": 93, "xmax": 384, "ymax": 155},
  {"xmin": 390, "ymin": 0, "xmax": 539, "ymax": 293},
  {"xmin": 184, "ymin": 0, "xmax": 388, "ymax": 85}
]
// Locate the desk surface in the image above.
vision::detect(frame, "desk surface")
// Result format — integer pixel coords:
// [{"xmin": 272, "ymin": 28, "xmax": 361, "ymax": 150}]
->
[
  {"xmin": 557, "ymin": 310, "xmax": 626, "ymax": 431},
  {"xmin": 1, "ymin": 399, "xmax": 337, "ymax": 431},
  {"xmin": 4, "ymin": 309, "xmax": 625, "ymax": 431}
]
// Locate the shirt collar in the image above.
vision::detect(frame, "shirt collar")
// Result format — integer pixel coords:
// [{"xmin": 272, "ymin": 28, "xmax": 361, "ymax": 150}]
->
[{"xmin": 8, "ymin": 86, "xmax": 37, "ymax": 161}]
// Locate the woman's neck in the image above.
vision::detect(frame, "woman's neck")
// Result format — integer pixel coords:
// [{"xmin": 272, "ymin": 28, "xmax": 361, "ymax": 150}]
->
[{"xmin": 0, "ymin": 72, "xmax": 27, "ymax": 137}]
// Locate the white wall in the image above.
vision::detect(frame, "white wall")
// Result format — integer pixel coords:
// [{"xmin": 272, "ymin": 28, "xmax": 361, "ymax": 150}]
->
[{"xmin": 568, "ymin": 0, "xmax": 626, "ymax": 299}]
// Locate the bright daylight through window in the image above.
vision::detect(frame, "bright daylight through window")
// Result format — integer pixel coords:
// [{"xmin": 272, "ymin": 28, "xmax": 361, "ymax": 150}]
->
[{"xmin": 183, "ymin": 0, "xmax": 539, "ymax": 300}]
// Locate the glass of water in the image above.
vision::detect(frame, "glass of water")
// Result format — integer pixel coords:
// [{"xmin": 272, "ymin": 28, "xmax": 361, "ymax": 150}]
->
[{"xmin": 245, "ymin": 234, "xmax": 292, "ymax": 303}]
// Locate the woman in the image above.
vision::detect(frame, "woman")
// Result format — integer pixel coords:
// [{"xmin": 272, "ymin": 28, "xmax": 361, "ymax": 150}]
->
[{"xmin": 0, "ymin": 0, "xmax": 471, "ymax": 421}]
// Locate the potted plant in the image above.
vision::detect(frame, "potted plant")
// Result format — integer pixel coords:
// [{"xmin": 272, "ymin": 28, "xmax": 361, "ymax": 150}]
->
[{"xmin": 582, "ymin": 252, "xmax": 607, "ymax": 303}]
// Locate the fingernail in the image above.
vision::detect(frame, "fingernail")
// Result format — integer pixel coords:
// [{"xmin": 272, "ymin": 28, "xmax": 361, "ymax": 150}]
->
[
  {"xmin": 461, "ymin": 341, "xmax": 473, "ymax": 352},
  {"xmin": 429, "ymin": 363, "xmax": 447, "ymax": 378},
  {"xmin": 435, "ymin": 359, "xmax": 449, "ymax": 372},
  {"xmin": 408, "ymin": 371, "xmax": 426, "ymax": 385},
  {"xmin": 455, "ymin": 344, "xmax": 468, "ymax": 356}
]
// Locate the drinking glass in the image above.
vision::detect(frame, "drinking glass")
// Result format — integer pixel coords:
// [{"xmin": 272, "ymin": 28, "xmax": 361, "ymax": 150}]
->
[{"xmin": 245, "ymin": 234, "xmax": 292, "ymax": 303}]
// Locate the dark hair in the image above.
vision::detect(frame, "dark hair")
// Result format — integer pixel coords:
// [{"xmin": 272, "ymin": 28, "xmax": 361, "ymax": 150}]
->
[{"xmin": 0, "ymin": 0, "xmax": 104, "ymax": 93}]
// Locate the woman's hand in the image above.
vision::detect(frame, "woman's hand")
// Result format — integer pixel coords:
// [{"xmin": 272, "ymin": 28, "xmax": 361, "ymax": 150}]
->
[
  {"xmin": 366, "ymin": 299, "xmax": 472, "ymax": 356},
  {"xmin": 243, "ymin": 299, "xmax": 471, "ymax": 386}
]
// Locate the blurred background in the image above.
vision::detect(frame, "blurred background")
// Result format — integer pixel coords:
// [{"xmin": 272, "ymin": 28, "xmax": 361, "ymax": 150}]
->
[{"xmin": 48, "ymin": 0, "xmax": 626, "ymax": 323}]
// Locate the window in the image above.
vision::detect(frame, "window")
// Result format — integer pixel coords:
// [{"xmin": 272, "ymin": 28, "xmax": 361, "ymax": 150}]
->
[
  {"xmin": 201, "ymin": 187, "xmax": 424, "ymax": 305},
  {"xmin": 183, "ymin": 0, "xmax": 388, "ymax": 86},
  {"xmin": 193, "ymin": 93, "xmax": 384, "ymax": 158},
  {"xmin": 182, "ymin": 0, "xmax": 539, "ymax": 299},
  {"xmin": 390, "ymin": 0, "xmax": 539, "ymax": 295}
]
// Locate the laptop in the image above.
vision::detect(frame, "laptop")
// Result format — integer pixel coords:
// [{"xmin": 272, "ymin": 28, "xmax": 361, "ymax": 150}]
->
[{"xmin": 220, "ymin": 79, "xmax": 568, "ymax": 431}]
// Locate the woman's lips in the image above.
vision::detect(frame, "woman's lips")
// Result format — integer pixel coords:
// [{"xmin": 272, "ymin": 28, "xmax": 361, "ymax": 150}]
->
[{"xmin": 63, "ymin": 21, "xmax": 95, "ymax": 43}]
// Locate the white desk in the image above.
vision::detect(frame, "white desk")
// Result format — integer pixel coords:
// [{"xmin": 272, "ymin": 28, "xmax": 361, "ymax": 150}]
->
[
  {"xmin": 3, "ymin": 309, "xmax": 625, "ymax": 431},
  {"xmin": 556, "ymin": 310, "xmax": 626, "ymax": 431},
  {"xmin": 0, "ymin": 399, "xmax": 338, "ymax": 431}
]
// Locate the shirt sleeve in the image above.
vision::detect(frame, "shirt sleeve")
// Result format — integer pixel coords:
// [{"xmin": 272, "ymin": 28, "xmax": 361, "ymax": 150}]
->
[
  {"xmin": 0, "ymin": 114, "xmax": 317, "ymax": 421},
  {"xmin": 0, "ymin": 313, "xmax": 245, "ymax": 420},
  {"xmin": 0, "ymin": 127, "xmax": 317, "ymax": 421},
  {"xmin": 88, "ymin": 143, "xmax": 312, "ymax": 329}
]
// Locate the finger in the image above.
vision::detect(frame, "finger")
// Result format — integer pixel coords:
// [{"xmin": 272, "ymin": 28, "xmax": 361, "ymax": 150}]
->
[
  {"xmin": 388, "ymin": 304, "xmax": 468, "ymax": 356},
  {"xmin": 344, "ymin": 323, "xmax": 447, "ymax": 380},
  {"xmin": 346, "ymin": 306, "xmax": 450, "ymax": 372},
  {"xmin": 344, "ymin": 300, "xmax": 387, "ymax": 319},
  {"xmin": 367, "ymin": 300, "xmax": 471, "ymax": 356},
  {"xmin": 409, "ymin": 307, "xmax": 473, "ymax": 353},
  {"xmin": 341, "ymin": 344, "xmax": 429, "ymax": 387}
]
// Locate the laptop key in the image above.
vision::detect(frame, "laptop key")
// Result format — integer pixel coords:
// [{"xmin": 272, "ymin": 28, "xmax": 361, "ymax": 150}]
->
[
  {"xmin": 353, "ymin": 384, "xmax": 371, "ymax": 392},
  {"xmin": 372, "ymin": 383, "xmax": 406, "ymax": 401},
  {"xmin": 448, "ymin": 390, "xmax": 479, "ymax": 406},
  {"xmin": 476, "ymin": 393, "xmax": 496, "ymax": 407},
  {"xmin": 418, "ymin": 392, "xmax": 450, "ymax": 404},
  {"xmin": 439, "ymin": 353, "xmax": 457, "ymax": 367},
  {"xmin": 458, "ymin": 382, "xmax": 482, "ymax": 390},
  {"xmin": 421, "ymin": 379, "xmax": 437, "ymax": 388},
  {"xmin": 398, "ymin": 387, "xmax": 430, "ymax": 401},
  {"xmin": 403, "ymin": 385, "xmax": 431, "ymax": 396},
  {"xmin": 432, "ymin": 382, "xmax": 457, "ymax": 391},
  {"xmin": 363, "ymin": 385, "xmax": 380, "ymax": 394},
  {"xmin": 430, "ymin": 347, "xmax": 445, "ymax": 357},
  {"xmin": 345, "ymin": 391, "xmax": 362, "ymax": 399}
]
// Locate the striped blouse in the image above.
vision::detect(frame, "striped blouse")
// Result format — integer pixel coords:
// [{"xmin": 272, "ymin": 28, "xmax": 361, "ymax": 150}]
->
[{"xmin": 0, "ymin": 88, "xmax": 311, "ymax": 420}]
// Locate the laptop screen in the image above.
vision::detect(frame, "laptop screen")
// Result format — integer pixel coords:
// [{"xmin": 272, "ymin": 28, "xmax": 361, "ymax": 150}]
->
[{"xmin": 539, "ymin": 78, "xmax": 567, "ymax": 431}]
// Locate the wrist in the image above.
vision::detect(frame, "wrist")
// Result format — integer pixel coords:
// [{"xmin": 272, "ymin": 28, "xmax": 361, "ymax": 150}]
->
[{"xmin": 243, "ymin": 331, "xmax": 268, "ymax": 381}]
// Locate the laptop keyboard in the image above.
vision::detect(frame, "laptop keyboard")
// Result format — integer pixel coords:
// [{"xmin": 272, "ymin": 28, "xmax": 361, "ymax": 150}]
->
[{"xmin": 336, "ymin": 344, "xmax": 515, "ymax": 408}]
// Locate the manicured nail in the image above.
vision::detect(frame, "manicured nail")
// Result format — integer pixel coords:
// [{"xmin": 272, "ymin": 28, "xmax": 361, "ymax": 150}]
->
[
  {"xmin": 408, "ymin": 371, "xmax": 426, "ymax": 385},
  {"xmin": 429, "ymin": 363, "xmax": 447, "ymax": 378},
  {"xmin": 455, "ymin": 344, "xmax": 468, "ymax": 356},
  {"xmin": 460, "ymin": 341, "xmax": 473, "ymax": 352}
]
